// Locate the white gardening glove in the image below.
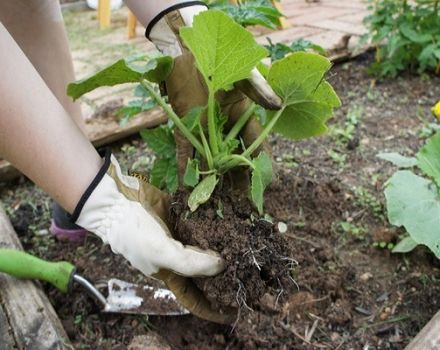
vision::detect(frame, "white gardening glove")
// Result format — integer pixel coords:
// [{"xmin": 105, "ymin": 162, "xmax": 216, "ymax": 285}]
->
[{"xmin": 71, "ymin": 149, "xmax": 223, "ymax": 277}]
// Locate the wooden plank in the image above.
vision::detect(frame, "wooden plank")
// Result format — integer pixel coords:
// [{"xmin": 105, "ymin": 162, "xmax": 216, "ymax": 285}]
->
[
  {"xmin": 90, "ymin": 107, "xmax": 167, "ymax": 147},
  {"xmin": 98, "ymin": 0, "xmax": 111, "ymax": 29},
  {"xmin": 0, "ymin": 303, "xmax": 17, "ymax": 350},
  {"xmin": 405, "ymin": 310, "xmax": 440, "ymax": 350},
  {"xmin": 0, "ymin": 108, "xmax": 167, "ymax": 182},
  {"xmin": 0, "ymin": 204, "xmax": 72, "ymax": 350}
]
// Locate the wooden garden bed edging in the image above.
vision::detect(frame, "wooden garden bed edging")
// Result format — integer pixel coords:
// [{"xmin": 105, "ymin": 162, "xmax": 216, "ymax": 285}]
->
[
  {"xmin": 405, "ymin": 310, "xmax": 440, "ymax": 350},
  {"xmin": 0, "ymin": 204, "xmax": 72, "ymax": 350},
  {"xmin": 0, "ymin": 108, "xmax": 167, "ymax": 183}
]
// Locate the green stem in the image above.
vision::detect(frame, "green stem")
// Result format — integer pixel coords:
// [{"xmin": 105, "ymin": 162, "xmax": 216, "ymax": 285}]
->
[
  {"xmin": 241, "ymin": 107, "xmax": 285, "ymax": 159},
  {"xmin": 207, "ymin": 91, "xmax": 219, "ymax": 155},
  {"xmin": 224, "ymin": 103, "xmax": 256, "ymax": 144},
  {"xmin": 198, "ymin": 123, "xmax": 214, "ymax": 170},
  {"xmin": 141, "ymin": 80, "xmax": 205, "ymax": 157},
  {"xmin": 219, "ymin": 154, "xmax": 255, "ymax": 172}
]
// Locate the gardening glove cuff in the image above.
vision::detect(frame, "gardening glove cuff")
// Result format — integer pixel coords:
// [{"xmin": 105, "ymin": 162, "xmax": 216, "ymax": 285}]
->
[
  {"xmin": 70, "ymin": 149, "xmax": 224, "ymax": 278},
  {"xmin": 145, "ymin": 2, "xmax": 282, "ymax": 110}
]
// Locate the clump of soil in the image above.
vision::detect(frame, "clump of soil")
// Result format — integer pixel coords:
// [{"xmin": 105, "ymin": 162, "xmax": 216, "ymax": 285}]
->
[{"xmin": 170, "ymin": 186, "xmax": 295, "ymax": 312}]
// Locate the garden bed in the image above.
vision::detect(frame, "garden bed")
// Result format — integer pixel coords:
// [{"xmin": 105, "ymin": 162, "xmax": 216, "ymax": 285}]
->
[{"xmin": 1, "ymin": 52, "xmax": 440, "ymax": 349}]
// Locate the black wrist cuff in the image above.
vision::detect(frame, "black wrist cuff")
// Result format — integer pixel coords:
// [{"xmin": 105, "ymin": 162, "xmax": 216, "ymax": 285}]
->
[
  {"xmin": 70, "ymin": 148, "xmax": 111, "ymax": 222},
  {"xmin": 145, "ymin": 1, "xmax": 207, "ymax": 39}
]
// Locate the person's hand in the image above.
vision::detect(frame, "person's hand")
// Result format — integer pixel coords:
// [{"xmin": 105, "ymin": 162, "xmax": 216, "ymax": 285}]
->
[
  {"xmin": 72, "ymin": 149, "xmax": 232, "ymax": 323},
  {"xmin": 72, "ymin": 149, "xmax": 223, "ymax": 278},
  {"xmin": 146, "ymin": 3, "xmax": 282, "ymax": 181}
]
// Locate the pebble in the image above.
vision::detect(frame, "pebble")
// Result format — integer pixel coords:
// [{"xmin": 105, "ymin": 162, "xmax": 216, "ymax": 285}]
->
[
  {"xmin": 330, "ymin": 332, "xmax": 341, "ymax": 342},
  {"xmin": 277, "ymin": 222, "xmax": 288, "ymax": 234},
  {"xmin": 36, "ymin": 229, "xmax": 49, "ymax": 236},
  {"xmin": 360, "ymin": 272, "xmax": 373, "ymax": 282}
]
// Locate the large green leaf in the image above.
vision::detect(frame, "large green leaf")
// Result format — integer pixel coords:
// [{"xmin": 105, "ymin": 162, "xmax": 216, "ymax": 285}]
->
[
  {"xmin": 416, "ymin": 131, "xmax": 440, "ymax": 186},
  {"xmin": 267, "ymin": 52, "xmax": 341, "ymax": 140},
  {"xmin": 385, "ymin": 170, "xmax": 440, "ymax": 258},
  {"xmin": 392, "ymin": 236, "xmax": 418, "ymax": 254},
  {"xmin": 67, "ymin": 56, "xmax": 173, "ymax": 100},
  {"xmin": 251, "ymin": 152, "xmax": 273, "ymax": 214},
  {"xmin": 180, "ymin": 10, "xmax": 267, "ymax": 92},
  {"xmin": 377, "ymin": 152, "xmax": 417, "ymax": 168}
]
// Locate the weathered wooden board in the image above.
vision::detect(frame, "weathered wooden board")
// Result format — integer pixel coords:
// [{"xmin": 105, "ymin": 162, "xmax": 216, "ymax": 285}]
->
[
  {"xmin": 0, "ymin": 304, "xmax": 17, "ymax": 350},
  {"xmin": 405, "ymin": 310, "xmax": 440, "ymax": 350},
  {"xmin": 0, "ymin": 108, "xmax": 167, "ymax": 183},
  {"xmin": 0, "ymin": 204, "xmax": 72, "ymax": 350}
]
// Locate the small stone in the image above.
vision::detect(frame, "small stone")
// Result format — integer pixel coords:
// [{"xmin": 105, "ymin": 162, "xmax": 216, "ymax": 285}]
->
[
  {"xmin": 277, "ymin": 222, "xmax": 288, "ymax": 234},
  {"xmin": 128, "ymin": 333, "xmax": 171, "ymax": 350},
  {"xmin": 330, "ymin": 332, "xmax": 341, "ymax": 342},
  {"xmin": 360, "ymin": 272, "xmax": 373, "ymax": 282},
  {"xmin": 379, "ymin": 312, "xmax": 389, "ymax": 321},
  {"xmin": 36, "ymin": 229, "xmax": 49, "ymax": 236}
]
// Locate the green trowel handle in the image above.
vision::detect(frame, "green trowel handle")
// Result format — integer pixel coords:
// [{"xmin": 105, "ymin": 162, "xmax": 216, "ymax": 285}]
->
[{"xmin": 0, "ymin": 249, "xmax": 75, "ymax": 293}]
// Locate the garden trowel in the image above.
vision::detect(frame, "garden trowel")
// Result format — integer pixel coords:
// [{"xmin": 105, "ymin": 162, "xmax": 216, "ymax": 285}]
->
[{"xmin": 0, "ymin": 248, "xmax": 188, "ymax": 316}]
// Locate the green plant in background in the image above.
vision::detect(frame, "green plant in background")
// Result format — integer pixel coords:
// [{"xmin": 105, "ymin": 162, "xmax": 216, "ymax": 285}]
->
[
  {"xmin": 265, "ymin": 37, "xmax": 327, "ymax": 62},
  {"xmin": 68, "ymin": 10, "xmax": 340, "ymax": 214},
  {"xmin": 204, "ymin": 0, "xmax": 283, "ymax": 29},
  {"xmin": 363, "ymin": 0, "xmax": 440, "ymax": 77},
  {"xmin": 378, "ymin": 131, "xmax": 440, "ymax": 258}
]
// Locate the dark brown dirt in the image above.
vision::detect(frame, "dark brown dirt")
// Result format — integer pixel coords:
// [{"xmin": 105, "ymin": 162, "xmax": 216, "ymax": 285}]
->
[
  {"xmin": 1, "ymin": 52, "xmax": 440, "ymax": 349},
  {"xmin": 171, "ymin": 188, "xmax": 294, "ymax": 312}
]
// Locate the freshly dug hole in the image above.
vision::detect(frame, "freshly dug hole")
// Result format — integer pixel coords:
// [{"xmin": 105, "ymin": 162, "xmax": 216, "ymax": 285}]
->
[{"xmin": 170, "ymin": 187, "xmax": 295, "ymax": 312}]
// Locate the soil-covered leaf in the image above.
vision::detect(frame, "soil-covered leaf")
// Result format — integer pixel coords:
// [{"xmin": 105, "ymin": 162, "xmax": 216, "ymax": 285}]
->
[
  {"xmin": 251, "ymin": 152, "xmax": 273, "ymax": 214},
  {"xmin": 180, "ymin": 10, "xmax": 267, "ymax": 92},
  {"xmin": 377, "ymin": 152, "xmax": 417, "ymax": 168},
  {"xmin": 67, "ymin": 56, "xmax": 173, "ymax": 100},
  {"xmin": 188, "ymin": 174, "xmax": 218, "ymax": 212},
  {"xmin": 416, "ymin": 131, "xmax": 440, "ymax": 186},
  {"xmin": 267, "ymin": 52, "xmax": 341, "ymax": 140},
  {"xmin": 385, "ymin": 170, "xmax": 440, "ymax": 258}
]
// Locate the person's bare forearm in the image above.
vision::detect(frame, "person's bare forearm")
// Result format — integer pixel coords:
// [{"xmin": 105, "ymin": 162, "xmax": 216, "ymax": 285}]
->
[
  {"xmin": 0, "ymin": 23, "xmax": 102, "ymax": 213},
  {"xmin": 0, "ymin": 0, "xmax": 85, "ymax": 133}
]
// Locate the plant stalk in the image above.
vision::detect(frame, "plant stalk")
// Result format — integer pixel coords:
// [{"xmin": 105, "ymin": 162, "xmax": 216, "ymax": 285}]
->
[
  {"xmin": 241, "ymin": 107, "xmax": 285, "ymax": 158},
  {"xmin": 198, "ymin": 123, "xmax": 214, "ymax": 170},
  {"xmin": 140, "ymin": 80, "xmax": 205, "ymax": 157},
  {"xmin": 224, "ymin": 103, "xmax": 256, "ymax": 144},
  {"xmin": 207, "ymin": 91, "xmax": 219, "ymax": 155}
]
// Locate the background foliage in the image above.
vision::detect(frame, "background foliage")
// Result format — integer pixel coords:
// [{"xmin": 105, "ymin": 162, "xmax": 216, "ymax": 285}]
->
[{"xmin": 364, "ymin": 0, "xmax": 440, "ymax": 77}]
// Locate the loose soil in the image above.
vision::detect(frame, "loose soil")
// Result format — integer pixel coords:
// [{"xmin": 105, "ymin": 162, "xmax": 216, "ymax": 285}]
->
[
  {"xmin": 1, "ymin": 52, "xmax": 440, "ymax": 349},
  {"xmin": 171, "ymin": 189, "xmax": 293, "ymax": 312}
]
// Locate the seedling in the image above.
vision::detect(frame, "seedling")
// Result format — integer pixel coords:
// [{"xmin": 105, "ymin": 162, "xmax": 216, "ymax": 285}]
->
[
  {"xmin": 67, "ymin": 10, "xmax": 340, "ymax": 214},
  {"xmin": 378, "ymin": 131, "xmax": 440, "ymax": 258}
]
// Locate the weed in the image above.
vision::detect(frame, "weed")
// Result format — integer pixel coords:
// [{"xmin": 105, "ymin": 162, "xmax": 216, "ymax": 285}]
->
[{"xmin": 353, "ymin": 186, "xmax": 384, "ymax": 220}]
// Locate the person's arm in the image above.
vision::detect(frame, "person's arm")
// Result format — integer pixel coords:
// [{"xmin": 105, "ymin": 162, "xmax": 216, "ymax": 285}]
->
[
  {"xmin": 0, "ymin": 22, "xmax": 223, "ymax": 277},
  {"xmin": 0, "ymin": 22, "xmax": 101, "ymax": 213}
]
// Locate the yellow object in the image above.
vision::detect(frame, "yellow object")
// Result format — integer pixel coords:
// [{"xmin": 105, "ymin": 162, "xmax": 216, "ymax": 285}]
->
[
  {"xmin": 127, "ymin": 10, "xmax": 137, "ymax": 39},
  {"xmin": 98, "ymin": 0, "xmax": 111, "ymax": 29},
  {"xmin": 433, "ymin": 100, "xmax": 440, "ymax": 119}
]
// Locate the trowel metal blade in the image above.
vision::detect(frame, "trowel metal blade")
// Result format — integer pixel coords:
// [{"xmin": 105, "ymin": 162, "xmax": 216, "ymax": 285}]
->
[{"xmin": 104, "ymin": 278, "xmax": 189, "ymax": 316}]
